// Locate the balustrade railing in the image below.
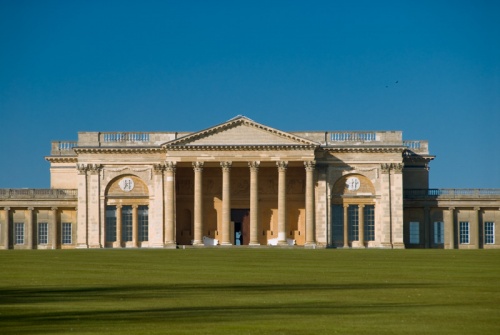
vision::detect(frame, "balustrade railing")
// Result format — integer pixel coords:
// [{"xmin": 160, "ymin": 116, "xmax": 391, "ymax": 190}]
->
[
  {"xmin": 0, "ymin": 189, "xmax": 78, "ymax": 199},
  {"xmin": 102, "ymin": 132, "xmax": 150, "ymax": 143},
  {"xmin": 330, "ymin": 132, "xmax": 377, "ymax": 142},
  {"xmin": 404, "ymin": 189, "xmax": 500, "ymax": 199}
]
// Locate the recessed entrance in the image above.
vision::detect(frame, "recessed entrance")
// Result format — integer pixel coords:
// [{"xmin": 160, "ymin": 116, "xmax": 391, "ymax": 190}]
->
[{"xmin": 231, "ymin": 209, "xmax": 250, "ymax": 245}]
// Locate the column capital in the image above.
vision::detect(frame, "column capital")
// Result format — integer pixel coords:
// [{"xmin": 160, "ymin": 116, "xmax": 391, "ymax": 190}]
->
[
  {"xmin": 192, "ymin": 161, "xmax": 204, "ymax": 171},
  {"xmin": 277, "ymin": 161, "xmax": 288, "ymax": 171},
  {"xmin": 27, "ymin": 207, "xmax": 34, "ymax": 211},
  {"xmin": 4, "ymin": 207, "xmax": 10, "ymax": 211},
  {"xmin": 448, "ymin": 207, "xmax": 455, "ymax": 211},
  {"xmin": 220, "ymin": 161, "xmax": 232, "ymax": 171},
  {"xmin": 51, "ymin": 207, "xmax": 58, "ymax": 211},
  {"xmin": 473, "ymin": 207, "xmax": 481, "ymax": 211},
  {"xmin": 88, "ymin": 164, "xmax": 102, "ymax": 174},
  {"xmin": 153, "ymin": 163, "xmax": 165, "ymax": 174},
  {"xmin": 304, "ymin": 160, "xmax": 316, "ymax": 171},
  {"xmin": 358, "ymin": 204, "xmax": 365, "ymax": 209},
  {"xmin": 380, "ymin": 163, "xmax": 391, "ymax": 174},
  {"xmin": 392, "ymin": 163, "xmax": 404, "ymax": 174},
  {"xmin": 132, "ymin": 204, "xmax": 139, "ymax": 209},
  {"xmin": 248, "ymin": 161, "xmax": 260, "ymax": 170},
  {"xmin": 165, "ymin": 161, "xmax": 177, "ymax": 172},
  {"xmin": 77, "ymin": 164, "xmax": 88, "ymax": 175},
  {"xmin": 116, "ymin": 204, "xmax": 123, "ymax": 209}
]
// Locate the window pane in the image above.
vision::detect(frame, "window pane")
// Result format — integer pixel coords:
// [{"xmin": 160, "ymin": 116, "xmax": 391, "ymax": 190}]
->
[
  {"xmin": 348, "ymin": 205, "xmax": 359, "ymax": 241},
  {"xmin": 459, "ymin": 222, "xmax": 469, "ymax": 244},
  {"xmin": 62, "ymin": 223, "xmax": 72, "ymax": 244},
  {"xmin": 433, "ymin": 221, "xmax": 444, "ymax": 244},
  {"xmin": 106, "ymin": 206, "xmax": 117, "ymax": 242},
  {"xmin": 15, "ymin": 223, "xmax": 24, "ymax": 245},
  {"xmin": 138, "ymin": 205, "xmax": 148, "ymax": 242},
  {"xmin": 38, "ymin": 222, "xmax": 48, "ymax": 244},
  {"xmin": 122, "ymin": 206, "xmax": 133, "ymax": 242},
  {"xmin": 331, "ymin": 205, "xmax": 343, "ymax": 244},
  {"xmin": 364, "ymin": 205, "xmax": 375, "ymax": 241},
  {"xmin": 485, "ymin": 222, "xmax": 495, "ymax": 244},
  {"xmin": 409, "ymin": 222, "xmax": 419, "ymax": 244}
]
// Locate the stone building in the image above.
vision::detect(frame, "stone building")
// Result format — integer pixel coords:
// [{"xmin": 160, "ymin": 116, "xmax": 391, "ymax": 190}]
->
[{"xmin": 1, "ymin": 116, "xmax": 499, "ymax": 249}]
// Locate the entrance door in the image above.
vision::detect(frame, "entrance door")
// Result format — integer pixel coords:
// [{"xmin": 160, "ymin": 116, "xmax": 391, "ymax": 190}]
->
[{"xmin": 230, "ymin": 209, "xmax": 250, "ymax": 245}]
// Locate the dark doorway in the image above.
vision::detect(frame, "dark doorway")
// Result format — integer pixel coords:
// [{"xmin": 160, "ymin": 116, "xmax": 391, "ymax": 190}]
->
[{"xmin": 231, "ymin": 209, "xmax": 250, "ymax": 245}]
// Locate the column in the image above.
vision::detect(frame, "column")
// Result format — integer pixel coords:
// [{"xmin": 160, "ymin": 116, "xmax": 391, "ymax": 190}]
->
[
  {"xmin": 165, "ymin": 162, "xmax": 176, "ymax": 247},
  {"xmin": 132, "ymin": 205, "xmax": 138, "ymax": 247},
  {"xmin": 249, "ymin": 161, "xmax": 260, "ymax": 246},
  {"xmin": 51, "ymin": 207, "xmax": 58, "ymax": 249},
  {"xmin": 27, "ymin": 207, "xmax": 34, "ymax": 249},
  {"xmin": 343, "ymin": 204, "xmax": 349, "ymax": 248},
  {"xmin": 193, "ymin": 162, "xmax": 204, "ymax": 246},
  {"xmin": 116, "ymin": 205, "xmax": 122, "ymax": 248},
  {"xmin": 444, "ymin": 207, "xmax": 455, "ymax": 249},
  {"xmin": 277, "ymin": 161, "xmax": 288, "ymax": 245},
  {"xmin": 358, "ymin": 204, "xmax": 365, "ymax": 247},
  {"xmin": 473, "ymin": 207, "xmax": 480, "ymax": 249},
  {"xmin": 221, "ymin": 161, "xmax": 232, "ymax": 245},
  {"xmin": 304, "ymin": 161, "xmax": 316, "ymax": 246},
  {"xmin": 3, "ymin": 207, "xmax": 10, "ymax": 249}
]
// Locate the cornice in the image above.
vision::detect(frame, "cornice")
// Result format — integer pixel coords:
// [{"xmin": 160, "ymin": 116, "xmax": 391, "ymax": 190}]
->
[
  {"xmin": 164, "ymin": 116, "xmax": 318, "ymax": 147},
  {"xmin": 165, "ymin": 144, "xmax": 318, "ymax": 151},
  {"xmin": 322, "ymin": 146, "xmax": 406, "ymax": 153},
  {"xmin": 45, "ymin": 156, "xmax": 78, "ymax": 163},
  {"xmin": 74, "ymin": 147, "xmax": 164, "ymax": 154}
]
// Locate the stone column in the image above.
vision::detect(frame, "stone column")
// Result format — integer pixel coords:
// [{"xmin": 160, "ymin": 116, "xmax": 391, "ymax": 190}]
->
[
  {"xmin": 116, "ymin": 205, "xmax": 122, "ymax": 248},
  {"xmin": 87, "ymin": 164, "xmax": 102, "ymax": 248},
  {"xmin": 473, "ymin": 207, "xmax": 480, "ymax": 249},
  {"xmin": 132, "ymin": 205, "xmax": 138, "ymax": 247},
  {"xmin": 277, "ymin": 161, "xmax": 288, "ymax": 245},
  {"xmin": 358, "ymin": 204, "xmax": 365, "ymax": 247},
  {"xmin": 76, "ymin": 164, "xmax": 89, "ymax": 248},
  {"xmin": 444, "ymin": 207, "xmax": 455, "ymax": 249},
  {"xmin": 165, "ymin": 162, "xmax": 177, "ymax": 247},
  {"xmin": 51, "ymin": 207, "xmax": 58, "ymax": 249},
  {"xmin": 304, "ymin": 161, "xmax": 316, "ymax": 247},
  {"xmin": 151, "ymin": 164, "xmax": 165, "ymax": 248},
  {"xmin": 249, "ymin": 161, "xmax": 260, "ymax": 246},
  {"xmin": 220, "ymin": 161, "xmax": 232, "ymax": 245},
  {"xmin": 27, "ymin": 207, "xmax": 34, "ymax": 249},
  {"xmin": 3, "ymin": 207, "xmax": 10, "ymax": 249},
  {"xmin": 343, "ymin": 204, "xmax": 349, "ymax": 248},
  {"xmin": 193, "ymin": 162, "xmax": 204, "ymax": 246}
]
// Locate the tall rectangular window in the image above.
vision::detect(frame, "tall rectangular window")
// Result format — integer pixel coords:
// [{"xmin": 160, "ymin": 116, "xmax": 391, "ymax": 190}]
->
[
  {"xmin": 364, "ymin": 205, "xmax": 375, "ymax": 241},
  {"xmin": 331, "ymin": 205, "xmax": 343, "ymax": 245},
  {"xmin": 105, "ymin": 206, "xmax": 117, "ymax": 242},
  {"xmin": 138, "ymin": 205, "xmax": 148, "ymax": 242},
  {"xmin": 484, "ymin": 222, "xmax": 495, "ymax": 244},
  {"xmin": 459, "ymin": 221, "xmax": 469, "ymax": 244},
  {"xmin": 15, "ymin": 223, "xmax": 24, "ymax": 245},
  {"xmin": 348, "ymin": 205, "xmax": 359, "ymax": 241},
  {"xmin": 122, "ymin": 206, "xmax": 133, "ymax": 242},
  {"xmin": 38, "ymin": 222, "xmax": 48, "ymax": 244},
  {"xmin": 409, "ymin": 222, "xmax": 420, "ymax": 244},
  {"xmin": 62, "ymin": 223, "xmax": 72, "ymax": 244},
  {"xmin": 433, "ymin": 221, "xmax": 444, "ymax": 244}
]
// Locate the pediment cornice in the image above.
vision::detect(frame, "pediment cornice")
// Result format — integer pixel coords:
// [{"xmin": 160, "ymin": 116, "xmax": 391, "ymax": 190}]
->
[
  {"xmin": 73, "ymin": 147, "xmax": 164, "ymax": 154},
  {"xmin": 163, "ymin": 116, "xmax": 319, "ymax": 148},
  {"xmin": 45, "ymin": 156, "xmax": 78, "ymax": 163},
  {"xmin": 166, "ymin": 144, "xmax": 318, "ymax": 151},
  {"xmin": 324, "ymin": 146, "xmax": 406, "ymax": 153}
]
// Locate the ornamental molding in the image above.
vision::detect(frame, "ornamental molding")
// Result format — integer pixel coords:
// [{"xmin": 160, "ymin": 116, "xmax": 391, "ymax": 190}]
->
[
  {"xmin": 166, "ymin": 144, "xmax": 317, "ymax": 151},
  {"xmin": 331, "ymin": 166, "xmax": 380, "ymax": 178},
  {"xmin": 74, "ymin": 147, "xmax": 164, "ymax": 154},
  {"xmin": 45, "ymin": 156, "xmax": 78, "ymax": 163},
  {"xmin": 324, "ymin": 146, "xmax": 405, "ymax": 153},
  {"xmin": 164, "ymin": 115, "xmax": 319, "ymax": 147},
  {"xmin": 102, "ymin": 166, "xmax": 153, "ymax": 180}
]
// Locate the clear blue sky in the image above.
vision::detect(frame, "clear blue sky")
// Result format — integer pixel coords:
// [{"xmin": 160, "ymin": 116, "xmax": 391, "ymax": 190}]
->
[{"xmin": 1, "ymin": 0, "xmax": 499, "ymax": 189}]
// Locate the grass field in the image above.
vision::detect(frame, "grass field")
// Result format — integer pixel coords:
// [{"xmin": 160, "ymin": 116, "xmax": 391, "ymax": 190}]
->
[{"xmin": 0, "ymin": 249, "xmax": 499, "ymax": 334}]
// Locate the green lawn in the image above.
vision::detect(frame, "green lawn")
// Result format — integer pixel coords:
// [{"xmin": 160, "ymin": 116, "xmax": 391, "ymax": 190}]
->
[{"xmin": 0, "ymin": 249, "xmax": 499, "ymax": 334}]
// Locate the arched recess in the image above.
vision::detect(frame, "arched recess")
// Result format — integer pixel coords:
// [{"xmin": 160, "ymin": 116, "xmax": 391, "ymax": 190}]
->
[
  {"xmin": 104, "ymin": 175, "xmax": 150, "ymax": 248},
  {"xmin": 330, "ymin": 174, "xmax": 376, "ymax": 248}
]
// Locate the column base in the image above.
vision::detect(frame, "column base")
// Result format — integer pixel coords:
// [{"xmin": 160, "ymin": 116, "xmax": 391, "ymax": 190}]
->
[
  {"xmin": 76, "ymin": 244, "xmax": 89, "ymax": 249},
  {"xmin": 220, "ymin": 242, "xmax": 233, "ymax": 246},
  {"xmin": 392, "ymin": 242, "xmax": 405, "ymax": 249},
  {"xmin": 164, "ymin": 242, "xmax": 177, "ymax": 249},
  {"xmin": 304, "ymin": 242, "xmax": 317, "ymax": 249}
]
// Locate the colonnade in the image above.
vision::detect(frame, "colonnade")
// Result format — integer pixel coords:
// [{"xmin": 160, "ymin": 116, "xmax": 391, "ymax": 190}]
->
[{"xmin": 164, "ymin": 160, "xmax": 317, "ymax": 246}]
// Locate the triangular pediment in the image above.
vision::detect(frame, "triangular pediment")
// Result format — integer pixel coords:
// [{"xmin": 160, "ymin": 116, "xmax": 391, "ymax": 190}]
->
[{"xmin": 164, "ymin": 116, "xmax": 318, "ymax": 148}]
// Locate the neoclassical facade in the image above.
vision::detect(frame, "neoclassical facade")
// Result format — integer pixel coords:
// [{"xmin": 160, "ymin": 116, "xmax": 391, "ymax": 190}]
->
[{"xmin": 1, "ymin": 116, "xmax": 499, "ymax": 249}]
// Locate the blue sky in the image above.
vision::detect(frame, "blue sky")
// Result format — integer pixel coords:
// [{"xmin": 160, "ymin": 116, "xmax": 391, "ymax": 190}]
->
[{"xmin": 1, "ymin": 0, "xmax": 499, "ymax": 188}]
